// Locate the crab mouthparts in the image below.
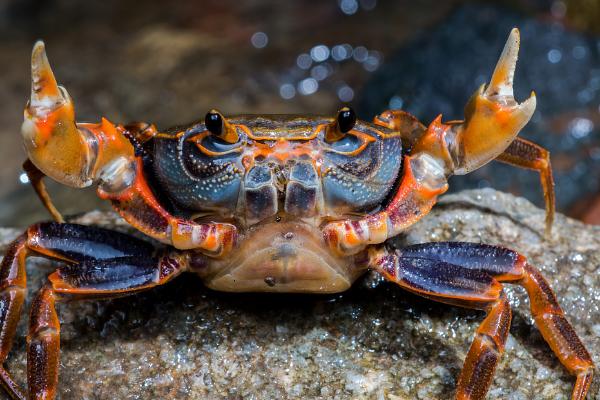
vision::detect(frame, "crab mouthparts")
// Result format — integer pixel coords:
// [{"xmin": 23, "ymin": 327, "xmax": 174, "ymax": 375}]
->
[{"xmin": 242, "ymin": 160, "xmax": 322, "ymax": 226}]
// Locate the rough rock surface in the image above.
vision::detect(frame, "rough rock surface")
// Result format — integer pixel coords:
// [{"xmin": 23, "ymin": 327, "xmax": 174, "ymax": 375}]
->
[{"xmin": 1, "ymin": 189, "xmax": 599, "ymax": 400}]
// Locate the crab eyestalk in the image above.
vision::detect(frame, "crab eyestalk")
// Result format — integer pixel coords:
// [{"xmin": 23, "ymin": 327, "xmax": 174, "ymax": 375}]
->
[
  {"xmin": 21, "ymin": 41, "xmax": 98, "ymax": 188},
  {"xmin": 413, "ymin": 28, "xmax": 537, "ymax": 175}
]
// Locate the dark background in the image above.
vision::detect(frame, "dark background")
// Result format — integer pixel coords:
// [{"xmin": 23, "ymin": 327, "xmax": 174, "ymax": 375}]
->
[{"xmin": 1, "ymin": 0, "xmax": 599, "ymax": 227}]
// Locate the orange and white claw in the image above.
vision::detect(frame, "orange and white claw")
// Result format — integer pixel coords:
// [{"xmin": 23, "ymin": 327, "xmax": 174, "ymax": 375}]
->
[
  {"xmin": 21, "ymin": 41, "xmax": 97, "ymax": 188},
  {"xmin": 449, "ymin": 28, "xmax": 537, "ymax": 175}
]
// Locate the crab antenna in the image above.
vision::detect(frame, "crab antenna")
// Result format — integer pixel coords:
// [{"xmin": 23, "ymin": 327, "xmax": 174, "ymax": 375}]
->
[{"xmin": 30, "ymin": 40, "xmax": 66, "ymax": 110}]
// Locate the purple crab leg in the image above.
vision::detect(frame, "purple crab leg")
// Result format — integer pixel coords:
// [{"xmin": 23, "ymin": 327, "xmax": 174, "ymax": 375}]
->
[
  {"xmin": 0, "ymin": 223, "xmax": 188, "ymax": 399},
  {"xmin": 368, "ymin": 242, "xmax": 594, "ymax": 400}
]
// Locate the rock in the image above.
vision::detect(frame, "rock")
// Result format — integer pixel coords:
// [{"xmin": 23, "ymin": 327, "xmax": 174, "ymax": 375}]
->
[{"xmin": 1, "ymin": 189, "xmax": 599, "ymax": 399}]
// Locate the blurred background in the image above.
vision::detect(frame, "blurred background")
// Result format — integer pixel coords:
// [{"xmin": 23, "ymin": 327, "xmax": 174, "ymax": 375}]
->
[{"xmin": 1, "ymin": 0, "xmax": 599, "ymax": 227}]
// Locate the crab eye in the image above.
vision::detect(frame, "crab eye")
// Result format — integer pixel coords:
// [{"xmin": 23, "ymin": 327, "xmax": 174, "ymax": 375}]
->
[
  {"xmin": 325, "ymin": 106, "xmax": 357, "ymax": 143},
  {"xmin": 337, "ymin": 106, "xmax": 356, "ymax": 133},
  {"xmin": 204, "ymin": 109, "xmax": 239, "ymax": 144},
  {"xmin": 205, "ymin": 110, "xmax": 223, "ymax": 136}
]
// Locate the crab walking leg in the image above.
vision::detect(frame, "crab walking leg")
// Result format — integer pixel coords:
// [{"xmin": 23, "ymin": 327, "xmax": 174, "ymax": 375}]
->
[
  {"xmin": 28, "ymin": 254, "xmax": 187, "ymax": 400},
  {"xmin": 22, "ymin": 160, "xmax": 64, "ymax": 223},
  {"xmin": 0, "ymin": 223, "xmax": 164, "ymax": 400},
  {"xmin": 369, "ymin": 243, "xmax": 594, "ymax": 400},
  {"xmin": 21, "ymin": 41, "xmax": 236, "ymax": 256},
  {"xmin": 496, "ymin": 137, "xmax": 555, "ymax": 234},
  {"xmin": 325, "ymin": 29, "xmax": 539, "ymax": 255},
  {"xmin": 0, "ymin": 234, "xmax": 27, "ymax": 400}
]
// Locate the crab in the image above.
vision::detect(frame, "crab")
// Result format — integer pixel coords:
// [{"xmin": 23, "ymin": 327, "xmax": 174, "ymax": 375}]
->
[{"xmin": 0, "ymin": 28, "xmax": 593, "ymax": 400}]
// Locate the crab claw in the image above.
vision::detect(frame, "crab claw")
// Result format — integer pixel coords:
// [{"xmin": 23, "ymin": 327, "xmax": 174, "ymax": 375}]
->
[
  {"xmin": 21, "ymin": 41, "xmax": 97, "ymax": 188},
  {"xmin": 451, "ymin": 28, "xmax": 536, "ymax": 174}
]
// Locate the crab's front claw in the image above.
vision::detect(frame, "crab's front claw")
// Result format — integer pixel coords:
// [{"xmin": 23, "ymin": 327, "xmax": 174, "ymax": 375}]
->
[
  {"xmin": 21, "ymin": 41, "xmax": 97, "ymax": 188},
  {"xmin": 437, "ymin": 28, "xmax": 537, "ymax": 174}
]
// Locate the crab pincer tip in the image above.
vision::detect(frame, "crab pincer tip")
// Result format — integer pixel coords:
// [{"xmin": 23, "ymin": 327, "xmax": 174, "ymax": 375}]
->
[
  {"xmin": 32, "ymin": 39, "xmax": 45, "ymax": 52},
  {"xmin": 517, "ymin": 90, "xmax": 537, "ymax": 118},
  {"xmin": 485, "ymin": 28, "xmax": 520, "ymax": 99},
  {"xmin": 30, "ymin": 40, "xmax": 62, "ymax": 105}
]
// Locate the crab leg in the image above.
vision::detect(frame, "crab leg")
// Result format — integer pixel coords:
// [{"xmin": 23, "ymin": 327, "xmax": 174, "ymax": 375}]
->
[
  {"xmin": 22, "ymin": 160, "xmax": 64, "ymax": 223},
  {"xmin": 0, "ymin": 223, "xmax": 188, "ymax": 399},
  {"xmin": 0, "ymin": 234, "xmax": 27, "ymax": 400},
  {"xmin": 0, "ymin": 222, "xmax": 155, "ymax": 399},
  {"xmin": 21, "ymin": 42, "xmax": 236, "ymax": 256},
  {"xmin": 496, "ymin": 137, "xmax": 555, "ymax": 234},
  {"xmin": 369, "ymin": 242, "xmax": 594, "ymax": 400}
]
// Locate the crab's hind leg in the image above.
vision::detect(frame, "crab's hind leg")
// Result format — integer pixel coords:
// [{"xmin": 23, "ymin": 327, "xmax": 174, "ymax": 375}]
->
[
  {"xmin": 0, "ymin": 223, "xmax": 188, "ymax": 399},
  {"xmin": 496, "ymin": 137, "xmax": 555, "ymax": 234},
  {"xmin": 0, "ymin": 234, "xmax": 28, "ymax": 399},
  {"xmin": 369, "ymin": 242, "xmax": 593, "ymax": 400},
  {"xmin": 22, "ymin": 160, "xmax": 64, "ymax": 223},
  {"xmin": 28, "ymin": 255, "xmax": 186, "ymax": 399}
]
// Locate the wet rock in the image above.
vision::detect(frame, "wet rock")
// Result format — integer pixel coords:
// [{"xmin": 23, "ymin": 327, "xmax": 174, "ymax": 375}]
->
[
  {"xmin": 358, "ymin": 4, "xmax": 600, "ymax": 214},
  {"xmin": 1, "ymin": 189, "xmax": 599, "ymax": 399}
]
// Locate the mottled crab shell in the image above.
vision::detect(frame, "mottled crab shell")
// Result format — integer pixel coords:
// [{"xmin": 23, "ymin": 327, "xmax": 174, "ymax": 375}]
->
[{"xmin": 151, "ymin": 115, "xmax": 403, "ymax": 227}]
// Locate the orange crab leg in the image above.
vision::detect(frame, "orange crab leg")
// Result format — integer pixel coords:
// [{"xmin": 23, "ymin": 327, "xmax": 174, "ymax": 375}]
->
[
  {"xmin": 369, "ymin": 242, "xmax": 594, "ymax": 400},
  {"xmin": 28, "ymin": 253, "xmax": 188, "ymax": 400},
  {"xmin": 27, "ymin": 284, "xmax": 59, "ymax": 400},
  {"xmin": 457, "ymin": 292, "xmax": 512, "ymax": 400},
  {"xmin": 22, "ymin": 160, "xmax": 64, "ymax": 223},
  {"xmin": 0, "ymin": 223, "xmax": 188, "ymax": 399},
  {"xmin": 0, "ymin": 234, "xmax": 27, "ymax": 400},
  {"xmin": 496, "ymin": 137, "xmax": 555, "ymax": 235}
]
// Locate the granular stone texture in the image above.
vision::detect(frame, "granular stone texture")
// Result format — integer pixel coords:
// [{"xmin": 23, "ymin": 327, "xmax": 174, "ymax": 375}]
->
[{"xmin": 1, "ymin": 189, "xmax": 599, "ymax": 399}]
